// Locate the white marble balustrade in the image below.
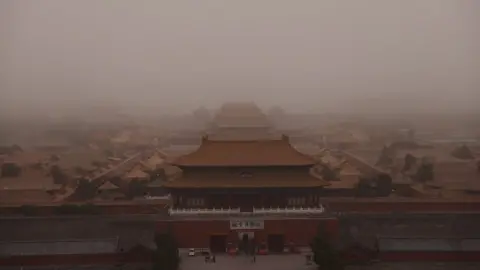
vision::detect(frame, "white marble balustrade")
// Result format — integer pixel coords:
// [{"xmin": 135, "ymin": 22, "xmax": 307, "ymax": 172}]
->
[
  {"xmin": 168, "ymin": 208, "xmax": 241, "ymax": 215},
  {"xmin": 168, "ymin": 205, "xmax": 326, "ymax": 216},
  {"xmin": 252, "ymin": 205, "xmax": 325, "ymax": 215}
]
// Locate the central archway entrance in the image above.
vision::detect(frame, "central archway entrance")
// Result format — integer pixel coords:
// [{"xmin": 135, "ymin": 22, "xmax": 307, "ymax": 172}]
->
[{"xmin": 238, "ymin": 232, "xmax": 255, "ymax": 254}]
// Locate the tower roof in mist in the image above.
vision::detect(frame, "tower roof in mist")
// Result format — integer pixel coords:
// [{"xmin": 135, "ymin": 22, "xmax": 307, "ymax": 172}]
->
[{"xmin": 212, "ymin": 102, "xmax": 271, "ymax": 128}]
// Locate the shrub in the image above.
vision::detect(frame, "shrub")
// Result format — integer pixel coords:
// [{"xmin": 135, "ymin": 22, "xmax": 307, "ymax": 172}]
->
[
  {"xmin": 153, "ymin": 232, "xmax": 180, "ymax": 270},
  {"xmin": 54, "ymin": 203, "xmax": 100, "ymax": 215},
  {"xmin": 19, "ymin": 205, "xmax": 38, "ymax": 216}
]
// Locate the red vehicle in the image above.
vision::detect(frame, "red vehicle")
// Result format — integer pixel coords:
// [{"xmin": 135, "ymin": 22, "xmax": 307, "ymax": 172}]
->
[
  {"xmin": 227, "ymin": 247, "xmax": 238, "ymax": 255},
  {"xmin": 257, "ymin": 243, "xmax": 268, "ymax": 255},
  {"xmin": 227, "ymin": 243, "xmax": 238, "ymax": 255}
]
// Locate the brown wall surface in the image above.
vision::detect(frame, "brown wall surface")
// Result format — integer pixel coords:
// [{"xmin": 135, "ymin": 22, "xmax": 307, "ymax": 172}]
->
[{"xmin": 158, "ymin": 218, "xmax": 338, "ymax": 248}]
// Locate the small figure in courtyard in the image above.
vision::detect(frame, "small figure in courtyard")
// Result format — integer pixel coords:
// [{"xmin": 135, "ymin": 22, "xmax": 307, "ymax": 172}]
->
[{"xmin": 306, "ymin": 254, "xmax": 312, "ymax": 265}]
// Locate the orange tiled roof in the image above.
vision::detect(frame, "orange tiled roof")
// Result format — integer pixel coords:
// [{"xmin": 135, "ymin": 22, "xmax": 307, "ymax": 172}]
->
[
  {"xmin": 2, "ymin": 152, "xmax": 48, "ymax": 166},
  {"xmin": 98, "ymin": 180, "xmax": 120, "ymax": 190},
  {"xmin": 171, "ymin": 135, "xmax": 315, "ymax": 167},
  {"xmin": 0, "ymin": 189, "xmax": 55, "ymax": 205},
  {"xmin": 0, "ymin": 169, "xmax": 59, "ymax": 190},
  {"xmin": 163, "ymin": 171, "xmax": 328, "ymax": 189}
]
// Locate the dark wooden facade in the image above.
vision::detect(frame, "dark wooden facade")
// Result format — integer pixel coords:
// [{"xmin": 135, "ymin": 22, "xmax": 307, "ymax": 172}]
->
[{"xmin": 171, "ymin": 186, "xmax": 324, "ymax": 210}]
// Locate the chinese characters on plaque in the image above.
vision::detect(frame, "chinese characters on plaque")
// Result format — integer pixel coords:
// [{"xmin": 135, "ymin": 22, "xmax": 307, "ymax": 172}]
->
[{"xmin": 229, "ymin": 220, "xmax": 264, "ymax": 230}]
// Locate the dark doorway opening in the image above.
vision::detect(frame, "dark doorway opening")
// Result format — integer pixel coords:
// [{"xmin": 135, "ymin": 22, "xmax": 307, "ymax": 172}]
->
[
  {"xmin": 267, "ymin": 234, "xmax": 285, "ymax": 253},
  {"xmin": 240, "ymin": 233, "xmax": 250, "ymax": 254},
  {"xmin": 209, "ymin": 235, "xmax": 227, "ymax": 253}
]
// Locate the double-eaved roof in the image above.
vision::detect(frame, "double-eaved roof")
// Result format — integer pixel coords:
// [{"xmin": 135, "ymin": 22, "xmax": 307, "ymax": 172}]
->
[
  {"xmin": 172, "ymin": 135, "xmax": 316, "ymax": 167},
  {"xmin": 164, "ymin": 135, "xmax": 329, "ymax": 188}
]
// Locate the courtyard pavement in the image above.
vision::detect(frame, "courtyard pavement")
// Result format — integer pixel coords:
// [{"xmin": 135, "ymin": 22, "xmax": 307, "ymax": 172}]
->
[
  {"xmin": 1, "ymin": 257, "xmax": 480, "ymax": 270},
  {"xmin": 179, "ymin": 254, "xmax": 480, "ymax": 270},
  {"xmin": 180, "ymin": 254, "xmax": 313, "ymax": 270}
]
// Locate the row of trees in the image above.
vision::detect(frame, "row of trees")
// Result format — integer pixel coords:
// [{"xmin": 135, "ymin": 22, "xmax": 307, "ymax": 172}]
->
[
  {"xmin": 152, "ymin": 232, "xmax": 180, "ymax": 270},
  {"xmin": 18, "ymin": 203, "xmax": 101, "ymax": 216},
  {"xmin": 70, "ymin": 177, "xmax": 152, "ymax": 201},
  {"xmin": 310, "ymin": 226, "xmax": 344, "ymax": 270},
  {"xmin": 69, "ymin": 167, "xmax": 167, "ymax": 201},
  {"xmin": 356, "ymin": 173, "xmax": 392, "ymax": 197},
  {"xmin": 316, "ymin": 160, "xmax": 393, "ymax": 197}
]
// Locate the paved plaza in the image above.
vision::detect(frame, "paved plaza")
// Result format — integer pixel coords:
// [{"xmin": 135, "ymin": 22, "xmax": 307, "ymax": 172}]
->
[
  {"xmin": 1, "ymin": 256, "xmax": 480, "ymax": 270},
  {"xmin": 180, "ymin": 254, "xmax": 312, "ymax": 270},
  {"xmin": 180, "ymin": 254, "xmax": 480, "ymax": 270}
]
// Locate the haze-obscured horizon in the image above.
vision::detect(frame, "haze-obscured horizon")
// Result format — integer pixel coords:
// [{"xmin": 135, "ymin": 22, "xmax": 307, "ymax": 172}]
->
[{"xmin": 1, "ymin": 0, "xmax": 479, "ymax": 117}]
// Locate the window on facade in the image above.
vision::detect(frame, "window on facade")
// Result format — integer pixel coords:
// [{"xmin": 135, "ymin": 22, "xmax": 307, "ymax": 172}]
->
[
  {"xmin": 187, "ymin": 198, "xmax": 204, "ymax": 207},
  {"xmin": 240, "ymin": 171, "xmax": 253, "ymax": 178},
  {"xmin": 288, "ymin": 197, "xmax": 306, "ymax": 206}
]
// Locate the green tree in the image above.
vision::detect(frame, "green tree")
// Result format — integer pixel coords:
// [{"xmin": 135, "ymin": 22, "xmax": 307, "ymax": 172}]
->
[
  {"xmin": 375, "ymin": 173, "xmax": 392, "ymax": 197},
  {"xmin": 355, "ymin": 177, "xmax": 374, "ymax": 197},
  {"xmin": 0, "ymin": 163, "xmax": 22, "ymax": 177},
  {"xmin": 149, "ymin": 168, "xmax": 167, "ymax": 182},
  {"xmin": 79, "ymin": 203, "xmax": 101, "ymax": 215},
  {"xmin": 318, "ymin": 163, "xmax": 339, "ymax": 181},
  {"xmin": 55, "ymin": 204, "xmax": 81, "ymax": 215},
  {"xmin": 152, "ymin": 232, "xmax": 180, "ymax": 270},
  {"xmin": 401, "ymin": 154, "xmax": 417, "ymax": 173},
  {"xmin": 76, "ymin": 178, "xmax": 98, "ymax": 199},
  {"xmin": 127, "ymin": 180, "xmax": 148, "ymax": 198},
  {"xmin": 310, "ymin": 225, "xmax": 343, "ymax": 270},
  {"xmin": 414, "ymin": 162, "xmax": 434, "ymax": 183},
  {"xmin": 375, "ymin": 145, "xmax": 393, "ymax": 169},
  {"xmin": 451, "ymin": 145, "xmax": 475, "ymax": 160},
  {"xmin": 50, "ymin": 165, "xmax": 68, "ymax": 185},
  {"xmin": 19, "ymin": 205, "xmax": 38, "ymax": 216}
]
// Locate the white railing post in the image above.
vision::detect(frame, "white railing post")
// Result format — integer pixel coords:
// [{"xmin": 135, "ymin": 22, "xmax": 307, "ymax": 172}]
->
[{"xmin": 168, "ymin": 206, "xmax": 324, "ymax": 216}]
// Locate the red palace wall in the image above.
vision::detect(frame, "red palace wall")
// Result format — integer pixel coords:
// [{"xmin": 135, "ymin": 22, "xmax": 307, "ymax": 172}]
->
[
  {"xmin": 157, "ymin": 217, "xmax": 339, "ymax": 248},
  {"xmin": 326, "ymin": 201, "xmax": 480, "ymax": 213},
  {"xmin": 2, "ymin": 199, "xmax": 480, "ymax": 217}
]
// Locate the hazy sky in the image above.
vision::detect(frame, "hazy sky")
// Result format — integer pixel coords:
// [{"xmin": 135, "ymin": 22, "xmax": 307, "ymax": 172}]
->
[{"xmin": 1, "ymin": 0, "xmax": 479, "ymax": 116}]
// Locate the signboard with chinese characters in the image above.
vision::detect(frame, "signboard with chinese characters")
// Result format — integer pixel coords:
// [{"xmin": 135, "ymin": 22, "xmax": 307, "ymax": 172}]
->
[{"xmin": 229, "ymin": 219, "xmax": 264, "ymax": 230}]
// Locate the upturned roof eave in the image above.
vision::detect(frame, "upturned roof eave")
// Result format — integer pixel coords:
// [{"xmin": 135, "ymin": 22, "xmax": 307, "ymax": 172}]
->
[{"xmin": 171, "ymin": 162, "xmax": 316, "ymax": 168}]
